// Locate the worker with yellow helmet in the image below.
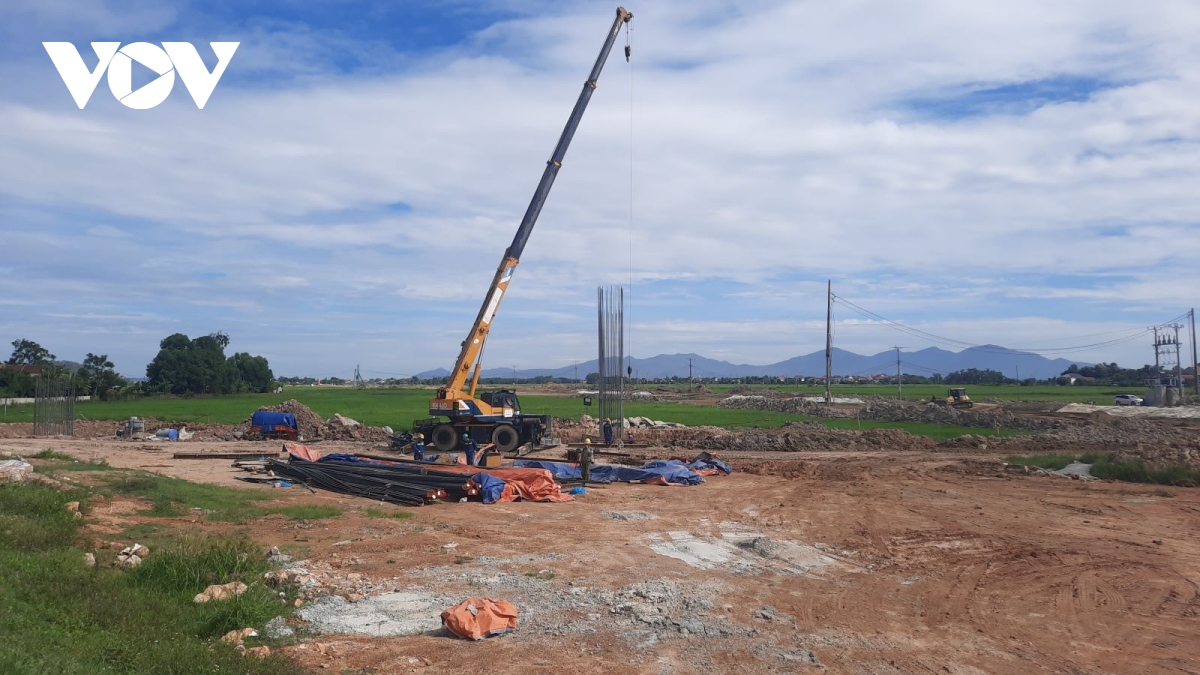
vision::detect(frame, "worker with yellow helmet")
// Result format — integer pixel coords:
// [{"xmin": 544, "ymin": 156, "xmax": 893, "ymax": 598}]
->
[{"xmin": 412, "ymin": 433, "xmax": 426, "ymax": 461}]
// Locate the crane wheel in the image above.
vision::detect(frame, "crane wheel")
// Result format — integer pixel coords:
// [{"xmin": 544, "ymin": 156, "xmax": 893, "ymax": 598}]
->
[
  {"xmin": 491, "ymin": 425, "xmax": 520, "ymax": 453},
  {"xmin": 431, "ymin": 424, "xmax": 459, "ymax": 452}
]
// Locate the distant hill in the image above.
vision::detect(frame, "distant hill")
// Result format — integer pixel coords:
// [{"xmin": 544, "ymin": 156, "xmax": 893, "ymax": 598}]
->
[{"xmin": 414, "ymin": 345, "xmax": 1082, "ymax": 381}]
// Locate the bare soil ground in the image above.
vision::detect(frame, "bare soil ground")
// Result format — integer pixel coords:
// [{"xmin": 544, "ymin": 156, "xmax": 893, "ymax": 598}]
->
[{"xmin": 3, "ymin": 433, "xmax": 1199, "ymax": 674}]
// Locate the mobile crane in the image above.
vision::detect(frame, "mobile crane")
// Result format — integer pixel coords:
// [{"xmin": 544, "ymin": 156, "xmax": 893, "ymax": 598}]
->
[{"xmin": 414, "ymin": 7, "xmax": 634, "ymax": 454}]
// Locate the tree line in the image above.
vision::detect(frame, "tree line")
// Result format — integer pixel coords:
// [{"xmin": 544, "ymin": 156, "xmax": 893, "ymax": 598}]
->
[{"xmin": 1, "ymin": 333, "xmax": 275, "ymax": 398}]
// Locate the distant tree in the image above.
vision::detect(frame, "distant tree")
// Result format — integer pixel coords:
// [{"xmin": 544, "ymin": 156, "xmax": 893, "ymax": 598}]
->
[
  {"xmin": 146, "ymin": 332, "xmax": 263, "ymax": 395},
  {"xmin": 228, "ymin": 352, "xmax": 274, "ymax": 393},
  {"xmin": 0, "ymin": 369, "xmax": 35, "ymax": 397},
  {"xmin": 79, "ymin": 353, "xmax": 125, "ymax": 400},
  {"xmin": 7, "ymin": 339, "xmax": 55, "ymax": 366},
  {"xmin": 945, "ymin": 368, "xmax": 1012, "ymax": 385},
  {"xmin": 585, "ymin": 372, "xmax": 599, "ymax": 385}
]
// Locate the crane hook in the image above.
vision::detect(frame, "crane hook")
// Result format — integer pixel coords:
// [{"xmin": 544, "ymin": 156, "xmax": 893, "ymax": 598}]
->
[{"xmin": 624, "ymin": 20, "xmax": 632, "ymax": 61}]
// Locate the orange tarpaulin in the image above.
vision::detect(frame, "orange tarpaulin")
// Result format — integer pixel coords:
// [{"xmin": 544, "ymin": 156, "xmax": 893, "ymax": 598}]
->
[
  {"xmin": 283, "ymin": 441, "xmax": 321, "ymax": 462},
  {"xmin": 410, "ymin": 464, "xmax": 574, "ymax": 503},
  {"xmin": 441, "ymin": 597, "xmax": 518, "ymax": 640}
]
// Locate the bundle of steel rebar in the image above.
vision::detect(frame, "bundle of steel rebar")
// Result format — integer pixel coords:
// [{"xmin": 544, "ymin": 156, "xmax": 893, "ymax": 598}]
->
[{"xmin": 266, "ymin": 458, "xmax": 479, "ymax": 506}]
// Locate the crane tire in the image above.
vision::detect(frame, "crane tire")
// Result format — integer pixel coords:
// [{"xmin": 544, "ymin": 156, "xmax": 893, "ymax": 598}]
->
[
  {"xmin": 491, "ymin": 425, "xmax": 520, "ymax": 453},
  {"xmin": 431, "ymin": 424, "xmax": 458, "ymax": 452}
]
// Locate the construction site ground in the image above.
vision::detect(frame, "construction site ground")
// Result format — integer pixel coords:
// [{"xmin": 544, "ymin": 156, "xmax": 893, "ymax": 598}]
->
[{"xmin": 3, "ymin": 430, "xmax": 1198, "ymax": 675}]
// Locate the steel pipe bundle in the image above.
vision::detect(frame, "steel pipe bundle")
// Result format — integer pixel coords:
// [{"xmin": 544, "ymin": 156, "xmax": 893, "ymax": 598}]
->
[{"xmin": 267, "ymin": 458, "xmax": 478, "ymax": 506}]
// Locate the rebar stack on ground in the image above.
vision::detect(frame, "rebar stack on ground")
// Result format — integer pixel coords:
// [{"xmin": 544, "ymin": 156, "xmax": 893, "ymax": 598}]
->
[{"xmin": 267, "ymin": 458, "xmax": 480, "ymax": 506}]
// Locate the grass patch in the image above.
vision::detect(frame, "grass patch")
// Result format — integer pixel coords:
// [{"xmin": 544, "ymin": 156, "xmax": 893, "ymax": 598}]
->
[
  {"xmin": 1088, "ymin": 457, "xmax": 1200, "ymax": 487},
  {"xmin": 35, "ymin": 457, "xmax": 113, "ymax": 473},
  {"xmin": 1006, "ymin": 453, "xmax": 1200, "ymax": 487},
  {"xmin": 264, "ymin": 505, "xmax": 342, "ymax": 520},
  {"xmin": 0, "ymin": 482, "xmax": 294, "ymax": 673},
  {"xmin": 524, "ymin": 570, "xmax": 555, "ymax": 581},
  {"xmin": 365, "ymin": 506, "xmax": 414, "ymax": 520},
  {"xmin": 1, "ymin": 384, "xmax": 1091, "ymax": 435},
  {"xmin": 102, "ymin": 472, "xmax": 274, "ymax": 521},
  {"xmin": 117, "ymin": 522, "xmax": 168, "ymax": 543},
  {"xmin": 1004, "ymin": 454, "xmax": 1079, "ymax": 471},
  {"xmin": 32, "ymin": 449, "xmax": 75, "ymax": 461}
]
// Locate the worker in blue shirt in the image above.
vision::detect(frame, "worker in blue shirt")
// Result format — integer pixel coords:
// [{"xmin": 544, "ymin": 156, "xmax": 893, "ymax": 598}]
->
[
  {"xmin": 411, "ymin": 433, "xmax": 426, "ymax": 461},
  {"xmin": 602, "ymin": 418, "xmax": 614, "ymax": 447},
  {"xmin": 462, "ymin": 433, "xmax": 479, "ymax": 466}
]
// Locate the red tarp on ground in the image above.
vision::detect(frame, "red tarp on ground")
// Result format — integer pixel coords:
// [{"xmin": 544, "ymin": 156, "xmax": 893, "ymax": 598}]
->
[
  {"xmin": 283, "ymin": 441, "xmax": 321, "ymax": 462},
  {"xmin": 415, "ymin": 465, "xmax": 573, "ymax": 503},
  {"xmin": 441, "ymin": 597, "xmax": 518, "ymax": 640}
]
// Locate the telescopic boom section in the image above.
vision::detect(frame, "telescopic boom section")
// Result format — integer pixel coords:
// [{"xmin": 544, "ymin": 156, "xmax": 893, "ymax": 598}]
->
[{"xmin": 439, "ymin": 7, "xmax": 633, "ymax": 401}]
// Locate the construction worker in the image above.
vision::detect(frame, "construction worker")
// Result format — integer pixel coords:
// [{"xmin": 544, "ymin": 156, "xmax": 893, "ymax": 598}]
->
[
  {"xmin": 602, "ymin": 418, "xmax": 613, "ymax": 447},
  {"xmin": 581, "ymin": 438, "xmax": 593, "ymax": 481},
  {"xmin": 462, "ymin": 432, "xmax": 479, "ymax": 466},
  {"xmin": 411, "ymin": 433, "xmax": 425, "ymax": 461}
]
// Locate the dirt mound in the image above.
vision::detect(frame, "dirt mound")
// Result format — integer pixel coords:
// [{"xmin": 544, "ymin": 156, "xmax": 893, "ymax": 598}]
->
[
  {"xmin": 720, "ymin": 394, "xmax": 1067, "ymax": 432},
  {"xmin": 718, "ymin": 395, "xmax": 854, "ymax": 418},
  {"xmin": 240, "ymin": 400, "xmax": 391, "ymax": 443},
  {"xmin": 687, "ymin": 421, "xmax": 936, "ymax": 453}
]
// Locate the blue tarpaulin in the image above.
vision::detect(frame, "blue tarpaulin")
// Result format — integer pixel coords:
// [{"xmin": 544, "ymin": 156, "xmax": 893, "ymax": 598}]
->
[
  {"xmin": 318, "ymin": 453, "xmax": 373, "ymax": 464},
  {"xmin": 473, "ymin": 472, "xmax": 506, "ymax": 504},
  {"xmin": 514, "ymin": 460, "xmax": 581, "ymax": 480},
  {"xmin": 251, "ymin": 411, "xmax": 298, "ymax": 432},
  {"xmin": 512, "ymin": 459, "xmax": 704, "ymax": 486},
  {"xmin": 687, "ymin": 452, "xmax": 732, "ymax": 475}
]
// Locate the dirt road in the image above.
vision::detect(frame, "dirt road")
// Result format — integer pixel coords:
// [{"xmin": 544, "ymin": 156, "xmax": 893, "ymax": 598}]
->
[{"xmin": 6, "ymin": 436, "xmax": 1199, "ymax": 674}]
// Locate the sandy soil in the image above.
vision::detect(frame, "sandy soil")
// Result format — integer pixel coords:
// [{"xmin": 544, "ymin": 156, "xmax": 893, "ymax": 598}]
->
[{"xmin": 4, "ymin": 435, "xmax": 1199, "ymax": 674}]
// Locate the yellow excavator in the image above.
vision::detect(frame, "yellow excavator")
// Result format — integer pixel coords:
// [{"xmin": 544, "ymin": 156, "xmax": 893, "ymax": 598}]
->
[
  {"xmin": 413, "ymin": 8, "xmax": 634, "ymax": 454},
  {"xmin": 933, "ymin": 388, "xmax": 974, "ymax": 409}
]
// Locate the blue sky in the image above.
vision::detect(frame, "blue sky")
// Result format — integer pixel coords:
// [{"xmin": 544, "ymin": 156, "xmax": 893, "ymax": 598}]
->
[{"xmin": 2, "ymin": 0, "xmax": 1199, "ymax": 377}]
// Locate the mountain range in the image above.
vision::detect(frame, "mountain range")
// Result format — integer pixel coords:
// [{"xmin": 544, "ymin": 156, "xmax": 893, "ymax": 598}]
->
[{"xmin": 414, "ymin": 345, "xmax": 1083, "ymax": 381}]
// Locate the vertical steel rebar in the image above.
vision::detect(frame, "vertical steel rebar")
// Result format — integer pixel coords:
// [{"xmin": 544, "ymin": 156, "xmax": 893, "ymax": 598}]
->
[
  {"xmin": 33, "ymin": 376, "xmax": 75, "ymax": 437},
  {"xmin": 597, "ymin": 286, "xmax": 625, "ymax": 448}
]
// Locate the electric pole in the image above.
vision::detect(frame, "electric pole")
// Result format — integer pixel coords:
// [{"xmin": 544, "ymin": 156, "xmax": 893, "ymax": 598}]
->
[
  {"xmin": 688, "ymin": 357, "xmax": 693, "ymax": 389},
  {"xmin": 574, "ymin": 360, "xmax": 578, "ymax": 382},
  {"xmin": 825, "ymin": 280, "xmax": 833, "ymax": 405},
  {"xmin": 1175, "ymin": 324, "xmax": 1184, "ymax": 398},
  {"xmin": 1191, "ymin": 309, "xmax": 1198, "ymax": 395},
  {"xmin": 895, "ymin": 346, "xmax": 902, "ymax": 399}
]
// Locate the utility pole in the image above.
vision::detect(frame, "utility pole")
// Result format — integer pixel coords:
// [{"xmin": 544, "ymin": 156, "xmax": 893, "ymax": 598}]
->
[
  {"xmin": 1175, "ymin": 324, "xmax": 1184, "ymax": 398},
  {"xmin": 825, "ymin": 280, "xmax": 833, "ymax": 405},
  {"xmin": 1191, "ymin": 309, "xmax": 1198, "ymax": 394},
  {"xmin": 1153, "ymin": 327, "xmax": 1161, "ymax": 373},
  {"xmin": 574, "ymin": 360, "xmax": 578, "ymax": 382},
  {"xmin": 894, "ymin": 346, "xmax": 902, "ymax": 399},
  {"xmin": 688, "ymin": 357, "xmax": 693, "ymax": 390}
]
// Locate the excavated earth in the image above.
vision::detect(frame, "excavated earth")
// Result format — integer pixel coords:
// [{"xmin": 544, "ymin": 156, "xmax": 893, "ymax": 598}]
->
[{"xmin": 2, "ymin": 410, "xmax": 1199, "ymax": 674}]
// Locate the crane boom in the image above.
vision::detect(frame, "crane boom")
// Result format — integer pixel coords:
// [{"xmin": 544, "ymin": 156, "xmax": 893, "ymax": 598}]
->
[{"xmin": 435, "ymin": 7, "xmax": 633, "ymax": 407}]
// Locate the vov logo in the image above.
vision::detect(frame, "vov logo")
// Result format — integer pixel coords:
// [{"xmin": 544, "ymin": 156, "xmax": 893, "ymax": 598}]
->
[{"xmin": 43, "ymin": 42, "xmax": 239, "ymax": 110}]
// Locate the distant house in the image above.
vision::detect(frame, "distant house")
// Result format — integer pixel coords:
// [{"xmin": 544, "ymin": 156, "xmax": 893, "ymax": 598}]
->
[
  {"xmin": 1061, "ymin": 373, "xmax": 1094, "ymax": 385},
  {"xmin": 0, "ymin": 363, "xmax": 42, "ymax": 375}
]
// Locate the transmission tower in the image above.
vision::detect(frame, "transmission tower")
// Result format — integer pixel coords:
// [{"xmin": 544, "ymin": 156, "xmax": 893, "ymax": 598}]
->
[
  {"xmin": 1151, "ymin": 326, "xmax": 1184, "ymax": 404},
  {"xmin": 353, "ymin": 364, "xmax": 364, "ymax": 389}
]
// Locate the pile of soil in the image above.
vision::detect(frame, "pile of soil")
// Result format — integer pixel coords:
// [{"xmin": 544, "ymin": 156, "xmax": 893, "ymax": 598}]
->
[
  {"xmin": 718, "ymin": 395, "xmax": 854, "ymax": 418},
  {"xmin": 254, "ymin": 400, "xmax": 327, "ymax": 438},
  {"xmin": 690, "ymin": 421, "xmax": 937, "ymax": 453},
  {"xmin": 718, "ymin": 395, "xmax": 1066, "ymax": 431},
  {"xmin": 237, "ymin": 400, "xmax": 392, "ymax": 443}
]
